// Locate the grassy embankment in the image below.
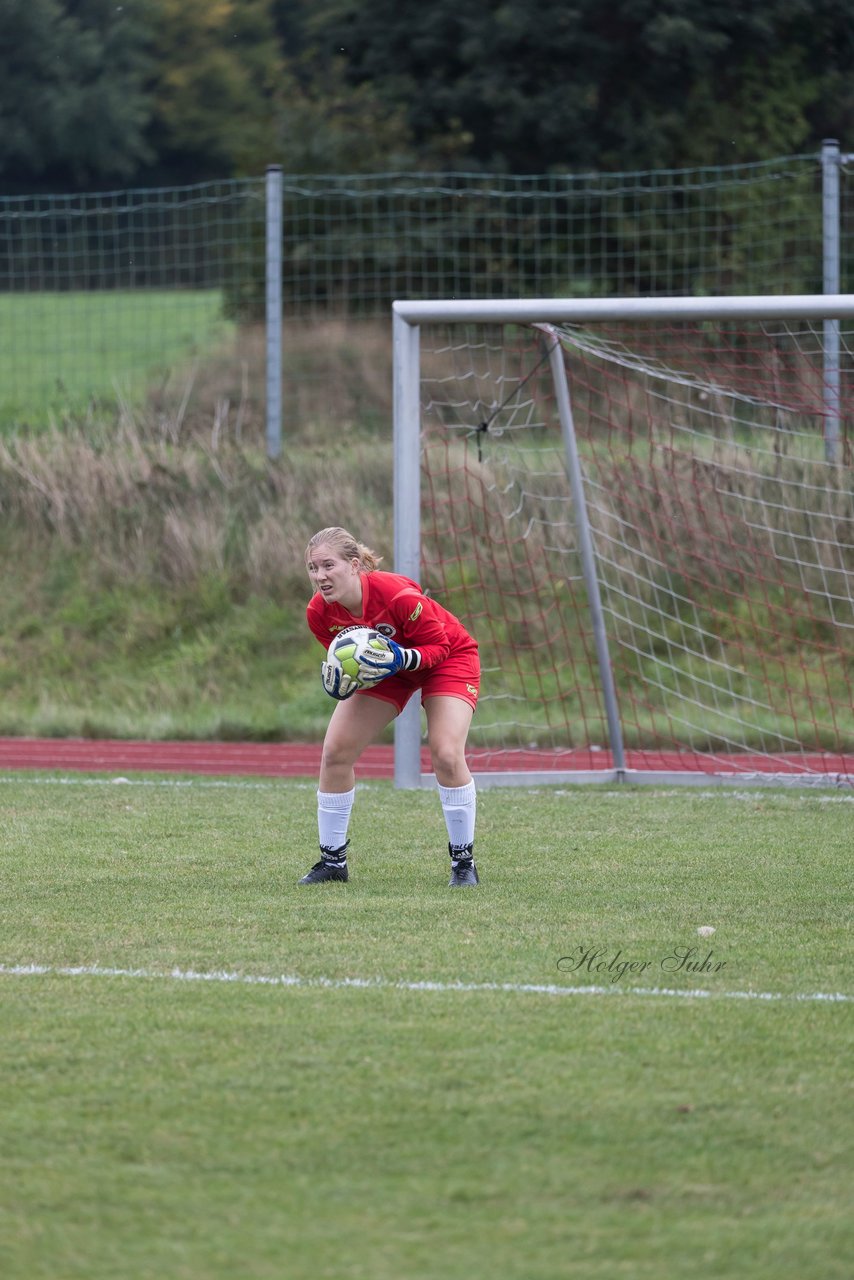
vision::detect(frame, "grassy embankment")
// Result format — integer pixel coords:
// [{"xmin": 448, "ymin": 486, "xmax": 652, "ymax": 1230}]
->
[
  {"xmin": 0, "ymin": 301, "xmax": 851, "ymax": 746},
  {"xmin": 0, "ymin": 311, "xmax": 397, "ymax": 740}
]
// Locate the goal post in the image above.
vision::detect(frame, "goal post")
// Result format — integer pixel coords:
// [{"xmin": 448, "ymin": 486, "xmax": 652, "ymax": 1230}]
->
[{"xmin": 392, "ymin": 295, "xmax": 854, "ymax": 789}]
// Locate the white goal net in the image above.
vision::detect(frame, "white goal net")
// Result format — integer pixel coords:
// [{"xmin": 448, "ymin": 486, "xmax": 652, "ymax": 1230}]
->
[{"xmin": 392, "ymin": 298, "xmax": 854, "ymax": 787}]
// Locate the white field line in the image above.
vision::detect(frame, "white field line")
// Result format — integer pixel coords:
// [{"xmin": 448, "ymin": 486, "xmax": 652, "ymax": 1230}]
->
[
  {"xmin": 0, "ymin": 962, "xmax": 849, "ymax": 1004},
  {"xmin": 0, "ymin": 775, "xmax": 853, "ymax": 802}
]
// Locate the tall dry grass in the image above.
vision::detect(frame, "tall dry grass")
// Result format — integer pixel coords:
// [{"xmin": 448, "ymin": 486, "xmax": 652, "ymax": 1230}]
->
[
  {"xmin": 0, "ymin": 316, "xmax": 850, "ymax": 747},
  {"xmin": 419, "ymin": 322, "xmax": 853, "ymax": 630},
  {"xmin": 0, "ymin": 422, "xmax": 396, "ymax": 596},
  {"xmin": 0, "ymin": 320, "xmax": 397, "ymax": 595},
  {"xmin": 1, "ymin": 315, "xmax": 850, "ymax": 629}
]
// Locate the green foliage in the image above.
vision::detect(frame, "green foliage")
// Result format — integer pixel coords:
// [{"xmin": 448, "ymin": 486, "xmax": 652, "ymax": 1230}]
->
[
  {"xmin": 303, "ymin": 0, "xmax": 854, "ymax": 172},
  {"xmin": 0, "ymin": 0, "xmax": 152, "ymax": 187},
  {"xmin": 273, "ymin": 59, "xmax": 414, "ymax": 174},
  {"xmin": 145, "ymin": 0, "xmax": 283, "ymax": 181},
  {"xmin": 5, "ymin": 0, "xmax": 854, "ymax": 189}
]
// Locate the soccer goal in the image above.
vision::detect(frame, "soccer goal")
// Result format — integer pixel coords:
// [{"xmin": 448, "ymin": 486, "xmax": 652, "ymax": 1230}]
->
[{"xmin": 392, "ymin": 296, "xmax": 854, "ymax": 789}]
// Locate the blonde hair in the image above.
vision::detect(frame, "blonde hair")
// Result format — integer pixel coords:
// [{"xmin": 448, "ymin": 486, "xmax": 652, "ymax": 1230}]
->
[{"xmin": 305, "ymin": 526, "xmax": 383, "ymax": 572}]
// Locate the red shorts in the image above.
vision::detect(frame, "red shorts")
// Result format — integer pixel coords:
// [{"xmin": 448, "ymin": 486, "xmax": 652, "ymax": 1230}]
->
[{"xmin": 359, "ymin": 647, "xmax": 480, "ymax": 715}]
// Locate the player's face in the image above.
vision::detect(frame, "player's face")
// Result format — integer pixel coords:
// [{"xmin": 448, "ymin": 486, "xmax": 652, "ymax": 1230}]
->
[{"xmin": 307, "ymin": 544, "xmax": 362, "ymax": 609}]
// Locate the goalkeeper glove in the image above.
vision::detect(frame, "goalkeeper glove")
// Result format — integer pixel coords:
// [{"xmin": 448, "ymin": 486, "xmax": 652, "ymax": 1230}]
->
[
  {"xmin": 320, "ymin": 661, "xmax": 360, "ymax": 700},
  {"xmin": 358, "ymin": 637, "xmax": 421, "ymax": 680}
]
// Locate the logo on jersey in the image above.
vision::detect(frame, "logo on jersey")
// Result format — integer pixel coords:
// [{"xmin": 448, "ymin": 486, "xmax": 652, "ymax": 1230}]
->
[
  {"xmin": 409, "ymin": 602, "xmax": 423, "ymax": 622},
  {"xmin": 374, "ymin": 622, "xmax": 397, "ymax": 638}
]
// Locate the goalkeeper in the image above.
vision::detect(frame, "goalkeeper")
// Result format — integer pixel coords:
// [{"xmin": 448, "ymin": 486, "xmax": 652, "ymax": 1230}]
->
[{"xmin": 299, "ymin": 525, "xmax": 480, "ymax": 888}]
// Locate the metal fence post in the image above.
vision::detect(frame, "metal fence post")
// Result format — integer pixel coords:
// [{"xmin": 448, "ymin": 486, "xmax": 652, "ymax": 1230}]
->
[
  {"xmin": 265, "ymin": 165, "xmax": 283, "ymax": 460},
  {"xmin": 821, "ymin": 139, "xmax": 841, "ymax": 465}
]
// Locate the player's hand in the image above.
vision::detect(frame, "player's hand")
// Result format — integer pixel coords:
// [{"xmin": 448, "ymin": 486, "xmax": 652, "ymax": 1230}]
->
[
  {"xmin": 321, "ymin": 661, "xmax": 360, "ymax": 700},
  {"xmin": 356, "ymin": 663, "xmax": 390, "ymax": 686},
  {"xmin": 358, "ymin": 637, "xmax": 419, "ymax": 680}
]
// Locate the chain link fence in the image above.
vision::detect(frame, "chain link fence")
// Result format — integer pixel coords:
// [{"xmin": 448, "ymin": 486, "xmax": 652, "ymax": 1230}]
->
[
  {"xmin": 0, "ymin": 149, "xmax": 851, "ymax": 438},
  {"xmin": 279, "ymin": 156, "xmax": 828, "ymax": 313}
]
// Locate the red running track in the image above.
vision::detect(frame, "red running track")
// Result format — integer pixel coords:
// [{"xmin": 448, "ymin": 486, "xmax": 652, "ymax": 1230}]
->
[{"xmin": 0, "ymin": 738, "xmax": 850, "ymax": 780}]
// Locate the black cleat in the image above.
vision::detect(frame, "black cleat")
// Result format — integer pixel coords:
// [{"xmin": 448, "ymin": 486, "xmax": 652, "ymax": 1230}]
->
[
  {"xmin": 298, "ymin": 841, "xmax": 349, "ymax": 884},
  {"xmin": 448, "ymin": 843, "xmax": 479, "ymax": 888},
  {"xmin": 298, "ymin": 860, "xmax": 349, "ymax": 884}
]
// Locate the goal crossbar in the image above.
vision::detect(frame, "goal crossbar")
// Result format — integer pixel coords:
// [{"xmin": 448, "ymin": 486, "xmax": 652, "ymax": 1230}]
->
[{"xmin": 394, "ymin": 295, "xmax": 854, "ymax": 325}]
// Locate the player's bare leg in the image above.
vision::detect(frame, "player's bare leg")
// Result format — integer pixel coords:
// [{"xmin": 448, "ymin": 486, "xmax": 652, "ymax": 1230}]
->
[
  {"xmin": 299, "ymin": 695, "xmax": 397, "ymax": 884},
  {"xmin": 423, "ymin": 694, "xmax": 474, "ymax": 788},
  {"xmin": 320, "ymin": 694, "xmax": 398, "ymax": 792},
  {"xmin": 424, "ymin": 695, "xmax": 479, "ymax": 887}
]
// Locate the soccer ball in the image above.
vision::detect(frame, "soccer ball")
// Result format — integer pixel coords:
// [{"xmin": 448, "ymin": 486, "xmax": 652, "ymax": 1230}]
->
[{"xmin": 326, "ymin": 627, "xmax": 393, "ymax": 687}]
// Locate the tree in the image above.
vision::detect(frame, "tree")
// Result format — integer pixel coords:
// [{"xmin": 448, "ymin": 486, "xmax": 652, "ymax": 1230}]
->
[
  {"xmin": 144, "ymin": 0, "xmax": 283, "ymax": 182},
  {"xmin": 299, "ymin": 0, "xmax": 854, "ymax": 172},
  {"xmin": 273, "ymin": 61, "xmax": 414, "ymax": 173},
  {"xmin": 0, "ymin": 0, "xmax": 152, "ymax": 189},
  {"xmin": 571, "ymin": 0, "xmax": 854, "ymax": 169}
]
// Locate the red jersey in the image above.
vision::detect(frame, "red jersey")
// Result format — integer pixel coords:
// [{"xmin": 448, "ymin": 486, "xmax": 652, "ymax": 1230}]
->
[{"xmin": 306, "ymin": 570, "xmax": 477, "ymax": 671}]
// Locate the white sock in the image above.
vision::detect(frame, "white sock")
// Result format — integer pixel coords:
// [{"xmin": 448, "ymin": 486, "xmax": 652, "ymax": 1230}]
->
[
  {"xmin": 317, "ymin": 788, "xmax": 355, "ymax": 856},
  {"xmin": 438, "ymin": 781, "xmax": 476, "ymax": 855}
]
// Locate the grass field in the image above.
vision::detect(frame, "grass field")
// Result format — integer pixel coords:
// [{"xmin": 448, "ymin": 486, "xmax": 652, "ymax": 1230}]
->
[
  {"xmin": 0, "ymin": 291, "xmax": 231, "ymax": 427},
  {"xmin": 1, "ymin": 775, "xmax": 851, "ymax": 1279}
]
